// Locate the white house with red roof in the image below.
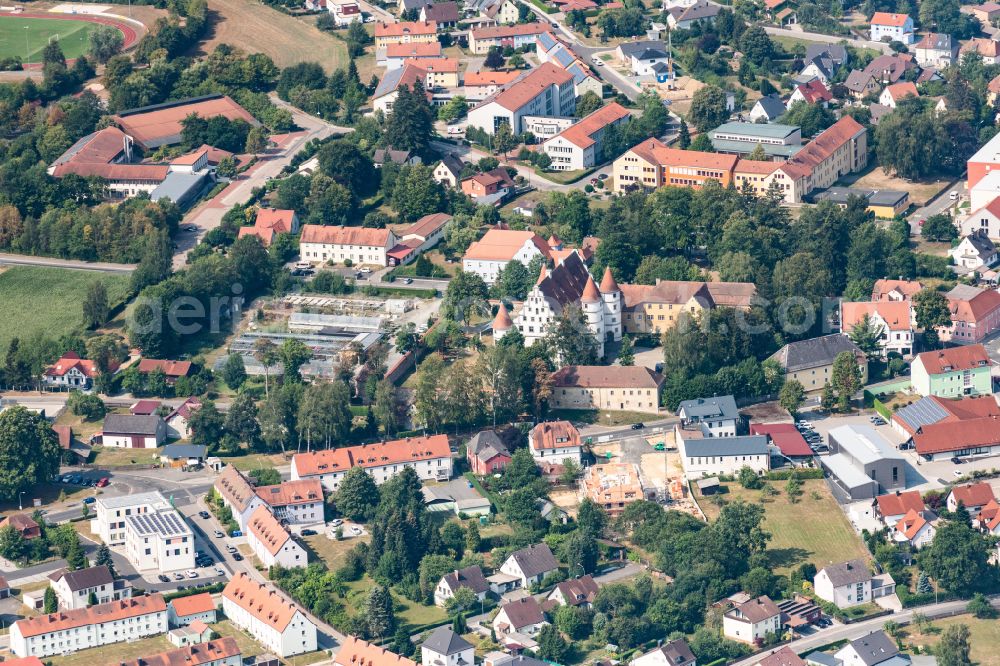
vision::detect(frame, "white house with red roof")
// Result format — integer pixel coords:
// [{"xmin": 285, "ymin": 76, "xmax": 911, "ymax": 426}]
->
[
  {"xmin": 466, "ymin": 62, "xmax": 576, "ymax": 134},
  {"xmin": 254, "ymin": 479, "xmax": 324, "ymax": 525},
  {"xmin": 869, "ymin": 12, "xmax": 914, "ymax": 43},
  {"xmin": 166, "ymin": 397, "xmax": 202, "ymax": 439},
  {"xmin": 541, "ymin": 103, "xmax": 631, "ymax": 171},
  {"xmin": 238, "ymin": 208, "xmax": 300, "ymax": 248},
  {"xmin": 168, "ymin": 592, "xmax": 217, "ymax": 627},
  {"xmin": 299, "ymin": 224, "xmax": 398, "ymax": 267},
  {"xmin": 787, "ymin": 80, "xmax": 832, "ymax": 107},
  {"xmin": 947, "ymin": 481, "xmax": 996, "ymax": 514},
  {"xmin": 529, "ymin": 420, "xmax": 582, "ymax": 465},
  {"xmin": 222, "ymin": 573, "xmax": 316, "ymax": 657},
  {"xmin": 387, "ymin": 213, "xmax": 453, "ymax": 265},
  {"xmin": 468, "ymin": 22, "xmax": 547, "ymax": 54},
  {"xmin": 246, "ymin": 506, "xmax": 308, "ymax": 569},
  {"xmin": 839, "ymin": 301, "xmax": 914, "ymax": 356},
  {"xmin": 878, "ymin": 81, "xmax": 918, "ymax": 108},
  {"xmin": 290, "ymin": 435, "xmax": 452, "ymax": 491},
  {"xmin": 961, "ymin": 196, "xmax": 1000, "ymax": 239},
  {"xmin": 43, "ymin": 352, "xmax": 109, "ymax": 391},
  {"xmin": 893, "ymin": 509, "xmax": 936, "ymax": 548},
  {"xmin": 329, "ymin": 0, "xmax": 361, "ymax": 25},
  {"xmin": 462, "ymin": 229, "xmax": 551, "ymax": 283},
  {"xmin": 940, "ymin": 284, "xmax": 1000, "ymax": 345},
  {"xmin": 874, "ymin": 490, "xmax": 926, "ymax": 527}
]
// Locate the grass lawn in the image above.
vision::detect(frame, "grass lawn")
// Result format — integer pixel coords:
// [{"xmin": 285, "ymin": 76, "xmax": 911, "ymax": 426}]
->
[
  {"xmin": 0, "ymin": 266, "xmax": 132, "ymax": 351},
  {"xmin": 91, "ymin": 445, "xmax": 163, "ymax": 467},
  {"xmin": 0, "ymin": 16, "xmax": 100, "ymax": 62},
  {"xmin": 699, "ymin": 479, "xmax": 869, "ymax": 573},
  {"xmin": 301, "ymin": 532, "xmax": 369, "ymax": 570},
  {"xmin": 549, "ymin": 408, "xmax": 659, "ymax": 428},
  {"xmin": 843, "ymin": 166, "xmax": 952, "ymax": 208},
  {"xmin": 218, "ymin": 453, "xmax": 287, "ymax": 472},
  {"xmin": 901, "ymin": 615, "xmax": 1000, "ymax": 666},
  {"xmin": 0, "ymin": 481, "xmax": 87, "ymax": 513},
  {"xmin": 48, "ymin": 634, "xmax": 173, "ymax": 666},
  {"xmin": 344, "ymin": 577, "xmax": 448, "ymax": 632}
]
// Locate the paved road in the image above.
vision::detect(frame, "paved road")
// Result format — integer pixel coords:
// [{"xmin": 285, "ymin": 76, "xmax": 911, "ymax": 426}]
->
[
  {"xmin": 174, "ymin": 97, "xmax": 352, "ymax": 269},
  {"xmin": 763, "ymin": 25, "xmax": 892, "ymax": 54},
  {"xmin": 907, "ymin": 178, "xmax": 965, "ymax": 235},
  {"xmin": 0, "ymin": 253, "xmax": 135, "ymax": 274}
]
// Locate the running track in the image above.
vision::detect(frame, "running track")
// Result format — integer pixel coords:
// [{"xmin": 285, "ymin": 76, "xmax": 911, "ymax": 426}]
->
[{"xmin": 5, "ymin": 12, "xmax": 141, "ymax": 65}]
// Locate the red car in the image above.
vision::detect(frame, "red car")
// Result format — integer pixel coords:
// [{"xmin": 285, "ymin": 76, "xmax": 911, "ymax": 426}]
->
[{"xmin": 96, "ymin": 477, "xmax": 110, "ymax": 488}]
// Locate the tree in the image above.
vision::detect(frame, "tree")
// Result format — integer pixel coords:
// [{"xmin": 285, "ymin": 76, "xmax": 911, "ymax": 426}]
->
[
  {"xmin": 95, "ymin": 542, "xmax": 117, "ymax": 578},
  {"xmin": 222, "ymin": 353, "xmax": 247, "ymax": 390},
  {"xmin": 738, "ymin": 465, "xmax": 763, "ymax": 489},
  {"xmin": 493, "ymin": 122, "xmax": 517, "ymax": 157},
  {"xmin": 848, "ymin": 313, "xmax": 886, "ymax": 357},
  {"xmin": 922, "ymin": 213, "xmax": 958, "ymax": 242},
  {"xmin": 82, "ymin": 280, "xmax": 109, "ymax": 329},
  {"xmin": 688, "ymin": 85, "xmax": 730, "ymax": 132},
  {"xmin": 937, "ymin": 623, "xmax": 972, "ymax": 666},
  {"xmin": 782, "ymin": 101, "xmax": 836, "ymax": 137},
  {"xmin": 254, "ymin": 338, "xmax": 279, "ymax": 397},
  {"xmin": 918, "ymin": 519, "xmax": 993, "ymax": 596},
  {"xmin": 0, "ymin": 525, "xmax": 26, "ymax": 563},
  {"xmin": 384, "ymin": 81, "xmax": 434, "ymax": 155},
  {"xmin": 88, "ymin": 25, "xmax": 124, "ymax": 63},
  {"xmin": 785, "ymin": 475, "xmax": 803, "ymax": 503},
  {"xmin": 618, "ymin": 335, "xmax": 635, "ymax": 366},
  {"xmin": 225, "ymin": 393, "xmax": 260, "ymax": 447},
  {"xmin": 189, "ymin": 401, "xmax": 226, "ymax": 449},
  {"xmin": 245, "ymin": 126, "xmax": 269, "ymax": 155},
  {"xmin": 917, "ymin": 570, "xmax": 934, "ymax": 593},
  {"xmin": 820, "ymin": 381, "xmax": 836, "ymax": 412},
  {"xmin": 443, "ymin": 270, "xmax": 490, "ymax": 325},
  {"xmin": 831, "ymin": 351, "xmax": 862, "ymax": 411},
  {"xmin": 536, "ymin": 624, "xmax": 570, "ymax": 663},
  {"xmin": 484, "ymin": 46, "xmax": 505, "ymax": 70},
  {"xmin": 747, "ymin": 143, "xmax": 768, "ymax": 161},
  {"xmin": 279, "ymin": 339, "xmax": 312, "ymax": 383},
  {"xmin": 364, "ymin": 584, "xmax": 396, "ymax": 640},
  {"xmin": 372, "ymin": 379, "xmax": 400, "ymax": 435},
  {"xmin": 967, "ymin": 593, "xmax": 996, "ymax": 619},
  {"xmin": 576, "ymin": 91, "xmax": 603, "ymax": 118},
  {"xmin": 778, "ymin": 380, "xmax": 805, "ymax": 416},
  {"xmin": 546, "ymin": 305, "xmax": 598, "ymax": 365},
  {"xmin": 678, "ymin": 119, "xmax": 691, "ymax": 149},
  {"xmin": 465, "ymin": 521, "xmax": 481, "ymax": 553},
  {"xmin": 335, "ymin": 467, "xmax": 380, "ymax": 522},
  {"xmin": 43, "ymin": 586, "xmax": 58, "ymax": 613},
  {"xmin": 913, "ymin": 289, "xmax": 952, "ymax": 331},
  {"xmin": 0, "ymin": 407, "xmax": 60, "ymax": 501},
  {"xmin": 66, "ymin": 537, "xmax": 87, "ymax": 570}
]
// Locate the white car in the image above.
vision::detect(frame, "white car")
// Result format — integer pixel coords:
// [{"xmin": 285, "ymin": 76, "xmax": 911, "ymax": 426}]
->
[
  {"xmin": 591, "ymin": 57, "xmax": 603, "ymax": 66},
  {"xmin": 359, "ymin": 267, "xmax": 372, "ymax": 274},
  {"xmin": 186, "ymin": 569, "xmax": 199, "ymax": 578},
  {"xmin": 954, "ymin": 470, "xmax": 963, "ymax": 477},
  {"xmin": 330, "ymin": 518, "xmax": 343, "ymax": 527},
  {"xmin": 226, "ymin": 545, "xmax": 238, "ymax": 554},
  {"xmin": 350, "ymin": 526, "xmax": 363, "ymax": 535},
  {"xmin": 214, "ymin": 567, "xmax": 226, "ymax": 577},
  {"xmin": 214, "ymin": 530, "xmax": 224, "ymax": 538}
]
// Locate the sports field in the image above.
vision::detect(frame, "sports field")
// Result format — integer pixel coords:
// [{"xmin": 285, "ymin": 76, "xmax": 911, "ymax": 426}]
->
[{"xmin": 0, "ymin": 16, "xmax": 99, "ymax": 61}]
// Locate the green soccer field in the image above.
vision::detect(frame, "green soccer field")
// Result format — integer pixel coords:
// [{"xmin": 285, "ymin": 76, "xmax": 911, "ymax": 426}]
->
[{"xmin": 0, "ymin": 16, "xmax": 99, "ymax": 62}]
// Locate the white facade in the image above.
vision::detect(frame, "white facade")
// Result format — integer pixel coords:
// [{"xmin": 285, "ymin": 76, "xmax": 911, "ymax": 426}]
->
[
  {"xmin": 330, "ymin": 0, "xmax": 361, "ymax": 25},
  {"xmin": 246, "ymin": 507, "xmax": 308, "ymax": 569},
  {"xmin": 530, "ymin": 442, "xmax": 582, "ymax": 465},
  {"xmin": 870, "ymin": 15, "xmax": 914, "ymax": 43},
  {"xmin": 961, "ymin": 202, "xmax": 1000, "ymax": 240},
  {"xmin": 434, "ymin": 575, "xmax": 487, "ymax": 607},
  {"xmin": 462, "ymin": 238, "xmax": 547, "ymax": 284},
  {"xmin": 422, "ymin": 638, "xmax": 475, "ymax": 666},
  {"xmin": 676, "ymin": 428, "xmax": 771, "ymax": 480},
  {"xmin": 499, "ymin": 550, "xmax": 557, "ymax": 588},
  {"xmin": 222, "ymin": 575, "xmax": 317, "ymax": 658},
  {"xmin": 10, "ymin": 597, "xmax": 167, "ymax": 658},
  {"xmin": 123, "ymin": 508, "xmax": 195, "ymax": 574},
  {"xmin": 491, "ymin": 603, "xmax": 548, "ymax": 636},
  {"xmin": 466, "ymin": 72, "xmax": 575, "ymax": 134},
  {"xmin": 93, "ymin": 491, "xmax": 173, "ymax": 546},
  {"xmin": 722, "ymin": 605, "xmax": 781, "ymax": 645},
  {"xmin": 299, "ymin": 228, "xmax": 398, "ymax": 267},
  {"xmin": 50, "ymin": 570, "xmax": 130, "ymax": 611},
  {"xmin": 290, "ymin": 437, "xmax": 453, "ymax": 493},
  {"xmin": 949, "ymin": 234, "xmax": 998, "ymax": 269},
  {"xmin": 813, "ymin": 571, "xmax": 872, "ymax": 609}
]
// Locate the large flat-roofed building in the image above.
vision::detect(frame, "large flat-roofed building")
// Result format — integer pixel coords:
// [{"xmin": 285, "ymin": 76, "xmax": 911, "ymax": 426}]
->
[
  {"xmin": 123, "ymin": 506, "xmax": 195, "ymax": 574},
  {"xmin": 821, "ymin": 425, "xmax": 904, "ymax": 500},
  {"xmin": 222, "ymin": 573, "xmax": 317, "ymax": 658},
  {"xmin": 93, "ymin": 491, "xmax": 174, "ymax": 546},
  {"xmin": 112, "ymin": 95, "xmax": 259, "ymax": 151},
  {"xmin": 550, "ymin": 365, "xmax": 663, "ymax": 413},
  {"xmin": 291, "ymin": 435, "xmax": 452, "ymax": 491},
  {"xmin": 10, "ymin": 594, "xmax": 167, "ymax": 658},
  {"xmin": 709, "ymin": 122, "xmax": 803, "ymax": 159},
  {"xmin": 613, "ymin": 138, "xmax": 739, "ymax": 192}
]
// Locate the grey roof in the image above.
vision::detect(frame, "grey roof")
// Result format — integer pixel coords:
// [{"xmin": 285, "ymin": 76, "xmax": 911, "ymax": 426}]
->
[
  {"xmin": 374, "ymin": 67, "xmax": 406, "ymax": 98},
  {"xmin": 162, "ymin": 444, "xmax": 208, "ymax": 459},
  {"xmin": 149, "ymin": 171, "xmax": 210, "ymax": 205},
  {"xmin": 845, "ymin": 69, "xmax": 875, "ymax": 92},
  {"xmin": 683, "ymin": 435, "xmax": 769, "ymax": 457},
  {"xmin": 805, "ymin": 44, "xmax": 848, "ymax": 66},
  {"xmin": 712, "ymin": 121, "xmax": 801, "ymax": 140},
  {"xmin": 438, "ymin": 155, "xmax": 464, "ymax": 176},
  {"xmin": 963, "ymin": 231, "xmax": 996, "ymax": 258},
  {"xmin": 802, "ymin": 56, "xmax": 833, "ymax": 81},
  {"xmin": 468, "ymin": 429, "xmax": 511, "ymax": 462},
  {"xmin": 102, "ymin": 414, "xmax": 163, "ymax": 436},
  {"xmin": 423, "ymin": 625, "xmax": 474, "ymax": 656},
  {"xmin": 946, "ymin": 283, "xmax": 985, "ymax": 302},
  {"xmin": 422, "ymin": 1, "xmax": 460, "ymax": 21},
  {"xmin": 830, "ymin": 425, "xmax": 903, "ymax": 464},
  {"xmin": 806, "ymin": 652, "xmax": 842, "ymax": 666},
  {"xmin": 678, "ymin": 395, "xmax": 738, "ymax": 421},
  {"xmin": 51, "ymin": 565, "xmax": 114, "ymax": 592},
  {"xmin": 374, "ymin": 148, "xmax": 412, "ymax": 164},
  {"xmin": 821, "ymin": 453, "xmax": 878, "ymax": 490},
  {"xmin": 670, "ymin": 0, "xmax": 721, "ymax": 22},
  {"xmin": 770, "ymin": 334, "xmax": 863, "ymax": 373},
  {"xmin": 894, "ymin": 396, "xmax": 950, "ymax": 431},
  {"xmin": 844, "ymin": 631, "xmax": 900, "ymax": 666},
  {"xmin": 711, "ymin": 138, "xmax": 801, "ymax": 158},
  {"xmin": 508, "ymin": 543, "xmax": 558, "ymax": 578},
  {"xmin": 618, "ymin": 40, "xmax": 667, "ymax": 58},
  {"xmin": 820, "ymin": 559, "xmax": 872, "ymax": 587},
  {"xmin": 868, "ymin": 190, "xmax": 908, "ymax": 206},
  {"xmin": 640, "ymin": 640, "xmax": 695, "ymax": 666},
  {"xmin": 869, "ymin": 103, "xmax": 892, "ymax": 125},
  {"xmin": 635, "ymin": 47, "xmax": 669, "ymax": 61},
  {"xmin": 812, "ymin": 187, "xmax": 875, "ymax": 205},
  {"xmin": 753, "ymin": 94, "xmax": 787, "ymax": 119},
  {"xmin": 400, "ymin": 0, "xmax": 432, "ymax": 10},
  {"xmin": 499, "ymin": 596, "xmax": 545, "ymax": 628},
  {"xmin": 441, "ymin": 565, "xmax": 489, "ymax": 595}
]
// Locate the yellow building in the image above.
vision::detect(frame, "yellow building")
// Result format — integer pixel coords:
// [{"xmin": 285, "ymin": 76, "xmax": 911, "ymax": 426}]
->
[
  {"xmin": 733, "ymin": 159, "xmax": 782, "ymax": 196},
  {"xmin": 619, "ymin": 280, "xmax": 757, "ymax": 335},
  {"xmin": 550, "ymin": 365, "xmax": 664, "ymax": 413},
  {"xmin": 374, "ymin": 20, "xmax": 438, "ymax": 51},
  {"xmin": 613, "ymin": 138, "xmax": 738, "ymax": 193}
]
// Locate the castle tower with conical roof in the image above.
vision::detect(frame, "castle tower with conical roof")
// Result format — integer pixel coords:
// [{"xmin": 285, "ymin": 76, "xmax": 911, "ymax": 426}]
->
[{"xmin": 492, "ymin": 303, "xmax": 513, "ymax": 342}]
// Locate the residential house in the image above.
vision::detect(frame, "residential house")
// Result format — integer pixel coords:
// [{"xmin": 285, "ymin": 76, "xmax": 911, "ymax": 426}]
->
[
  {"xmin": 534, "ymin": 32, "xmax": 604, "ymax": 97},
  {"xmin": 166, "ymin": 397, "xmax": 201, "ymax": 439},
  {"xmin": 835, "ymin": 632, "xmax": 901, "ymax": 666},
  {"xmin": 963, "ymin": 1, "xmax": 1000, "ymax": 25},
  {"xmin": 894, "ymin": 509, "xmax": 938, "ymax": 548},
  {"xmin": 136, "ymin": 359, "xmax": 193, "ymax": 385},
  {"xmin": 529, "ymin": 420, "xmax": 583, "ymax": 466},
  {"xmin": 253, "ymin": 479, "xmax": 323, "ymax": 525},
  {"xmin": 119, "ymin": 638, "xmax": 240, "ymax": 666},
  {"xmin": 0, "ymin": 514, "xmax": 40, "ymax": 540},
  {"xmin": 238, "ymin": 207, "xmax": 300, "ymax": 247},
  {"xmin": 373, "ymin": 63, "xmax": 434, "ymax": 114},
  {"xmin": 290, "ymin": 435, "xmax": 452, "ymax": 492},
  {"xmin": 844, "ymin": 69, "xmax": 880, "ymax": 99},
  {"xmin": 950, "ymin": 230, "xmax": 997, "ymax": 270},
  {"xmin": 615, "ymin": 39, "xmax": 672, "ymax": 76},
  {"xmin": 374, "ymin": 21, "xmax": 438, "ymax": 51},
  {"xmin": 460, "ymin": 167, "xmax": 516, "ymax": 205},
  {"xmin": 246, "ymin": 506, "xmax": 307, "ymax": 569},
  {"xmin": 122, "ymin": 503, "xmax": 195, "ymax": 574},
  {"xmin": 168, "ymin": 593, "xmax": 217, "ymax": 627},
  {"xmin": 722, "ymin": 596, "xmax": 782, "ymax": 645},
  {"xmin": 221, "ymin": 573, "xmax": 317, "ymax": 658},
  {"xmin": 911, "ymin": 344, "xmax": 992, "ymax": 397},
  {"xmin": 749, "ymin": 94, "xmax": 786, "ymax": 123},
  {"xmin": 878, "ymin": 81, "xmax": 918, "ymax": 108},
  {"xmin": 895, "ymin": 395, "xmax": 1000, "ymax": 461},
  {"xmin": 10, "ymin": 594, "xmax": 167, "ymax": 658},
  {"xmin": 387, "ymin": 212, "xmax": 452, "ymax": 265},
  {"xmin": 676, "ymin": 430, "xmax": 770, "ymax": 479},
  {"xmin": 541, "ymin": 103, "xmax": 631, "ymax": 171},
  {"xmin": 582, "ymin": 463, "xmax": 648, "ymax": 516},
  {"xmin": 990, "ymin": 75, "xmax": 1000, "ymax": 107},
  {"xmin": 479, "ymin": 0, "xmax": 519, "ymax": 25},
  {"xmin": 874, "ymin": 490, "xmax": 925, "ymax": 528},
  {"xmin": 433, "ymin": 156, "xmax": 465, "ymax": 187},
  {"xmin": 468, "ymin": 22, "xmax": 547, "ymax": 54},
  {"xmin": 466, "ymin": 430, "xmax": 512, "ymax": 475},
  {"xmin": 821, "ymin": 425, "xmax": 905, "ymax": 500},
  {"xmin": 160, "ymin": 444, "xmax": 207, "ymax": 467},
  {"xmin": 805, "ymin": 44, "xmax": 848, "ymax": 71},
  {"xmin": 753, "ymin": 648, "xmax": 807, "ymax": 666},
  {"xmin": 329, "ymin": 0, "xmax": 361, "ymax": 26},
  {"xmin": 213, "ymin": 466, "xmax": 267, "ymax": 531},
  {"xmin": 839, "ymin": 300, "xmax": 914, "ymax": 357},
  {"xmin": 799, "ymin": 56, "xmax": 834, "ymax": 86},
  {"xmin": 93, "ymin": 491, "xmax": 174, "ymax": 545},
  {"xmin": 765, "ymin": 0, "xmax": 798, "ymax": 25},
  {"xmin": 613, "ymin": 138, "xmax": 738, "ymax": 192},
  {"xmin": 403, "ymin": 59, "xmax": 459, "ymax": 89},
  {"xmin": 398, "ymin": 0, "xmax": 431, "ymax": 14},
  {"xmin": 915, "ymin": 33, "xmax": 957, "ymax": 67},
  {"xmin": 100, "ymin": 414, "xmax": 166, "ymax": 449},
  {"xmin": 434, "ymin": 565, "xmax": 489, "ymax": 607},
  {"xmin": 373, "ymin": 148, "xmax": 420, "ymax": 168},
  {"xmin": 869, "ymin": 12, "xmax": 914, "ymax": 43},
  {"xmin": 492, "ymin": 597, "xmax": 548, "ymax": 637},
  {"xmin": 48, "ymin": 566, "xmax": 131, "ymax": 611},
  {"xmin": 420, "ymin": 1, "xmax": 460, "ymax": 29},
  {"xmin": 500, "ymin": 544, "xmax": 559, "ymax": 588},
  {"xmin": 384, "ymin": 42, "xmax": 443, "ymax": 69},
  {"xmin": 467, "ymin": 62, "xmax": 575, "ymax": 134},
  {"xmin": 299, "ymin": 225, "xmax": 398, "ymax": 267},
  {"xmin": 421, "ymin": 627, "xmax": 474, "ymax": 666},
  {"xmin": 947, "ymin": 482, "xmax": 996, "ymax": 514},
  {"xmin": 462, "ymin": 229, "xmax": 549, "ymax": 283},
  {"xmin": 335, "ymin": 637, "xmax": 416, "ymax": 666},
  {"xmin": 43, "ymin": 352, "xmax": 105, "ymax": 390},
  {"xmin": 961, "ymin": 37, "xmax": 1000, "ymax": 65},
  {"xmin": 813, "ymin": 560, "xmax": 872, "ymax": 608},
  {"xmin": 941, "ymin": 284, "xmax": 1000, "ymax": 345},
  {"xmin": 769, "ymin": 334, "xmax": 868, "ymax": 392},
  {"xmin": 967, "ymin": 129, "xmax": 1000, "ymax": 191},
  {"xmin": 961, "ymin": 197, "xmax": 1000, "ymax": 239},
  {"xmin": 667, "ymin": 0, "xmax": 721, "ymax": 29},
  {"xmin": 629, "ymin": 640, "xmax": 696, "ymax": 666},
  {"xmin": 547, "ymin": 574, "xmax": 599, "ymax": 608},
  {"xmin": 709, "ymin": 122, "xmax": 803, "ymax": 160},
  {"xmin": 550, "ymin": 365, "xmax": 663, "ymax": 413},
  {"xmin": 788, "ymin": 80, "xmax": 833, "ymax": 107},
  {"xmin": 872, "ymin": 279, "xmax": 924, "ymax": 302},
  {"xmin": 677, "ymin": 395, "xmax": 739, "ymax": 437}
]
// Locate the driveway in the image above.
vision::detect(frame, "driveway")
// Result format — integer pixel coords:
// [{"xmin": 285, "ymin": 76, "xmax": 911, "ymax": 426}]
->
[{"xmin": 907, "ymin": 178, "xmax": 965, "ymax": 235}]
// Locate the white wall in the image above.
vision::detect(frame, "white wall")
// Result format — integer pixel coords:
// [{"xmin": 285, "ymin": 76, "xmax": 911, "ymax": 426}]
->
[
  {"xmin": 221, "ymin": 598, "xmax": 317, "ymax": 658},
  {"xmin": 11, "ymin": 609, "xmax": 167, "ymax": 658}
]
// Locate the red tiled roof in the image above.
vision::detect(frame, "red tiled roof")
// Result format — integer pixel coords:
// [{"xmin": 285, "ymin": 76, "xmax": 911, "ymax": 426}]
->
[
  {"xmin": 948, "ymin": 288, "xmax": 1000, "ymax": 323},
  {"xmin": 471, "ymin": 22, "xmax": 546, "ymax": 40},
  {"xmin": 293, "ymin": 435, "xmax": 451, "ymax": 477},
  {"xmin": 884, "ymin": 81, "xmax": 918, "ymax": 102},
  {"xmin": 300, "ymin": 224, "xmax": 394, "ymax": 248},
  {"xmin": 386, "ymin": 42, "xmax": 442, "ymax": 58},
  {"xmin": 137, "ymin": 359, "xmax": 192, "ymax": 377},
  {"xmin": 169, "ymin": 592, "xmax": 216, "ymax": 618},
  {"xmin": 375, "ymin": 20, "xmax": 437, "ymax": 37},
  {"xmin": 871, "ymin": 12, "xmax": 910, "ymax": 26},
  {"xmin": 914, "ymin": 344, "xmax": 990, "ymax": 374},
  {"xmin": 913, "ymin": 417, "xmax": 1000, "ymax": 454},
  {"xmin": 14, "ymin": 594, "xmax": 166, "ymax": 638},
  {"xmin": 876, "ymin": 490, "xmax": 925, "ymax": 517},
  {"xmin": 255, "ymin": 479, "xmax": 323, "ymax": 507},
  {"xmin": 962, "ymin": 38, "xmax": 1000, "ymax": 59},
  {"xmin": 795, "ymin": 79, "xmax": 832, "ymax": 104},
  {"xmin": 114, "ymin": 96, "xmax": 257, "ymax": 148},
  {"xmin": 403, "ymin": 212, "xmax": 451, "ymax": 239},
  {"xmin": 407, "ymin": 57, "xmax": 459, "ymax": 73},
  {"xmin": 334, "ymin": 636, "xmax": 416, "ymax": 666},
  {"xmin": 485, "ymin": 63, "xmax": 573, "ymax": 113},
  {"xmin": 779, "ymin": 116, "xmax": 865, "ymax": 180},
  {"xmin": 464, "ymin": 70, "xmax": 521, "ymax": 87},
  {"xmin": 464, "ymin": 229, "xmax": 550, "ymax": 261},
  {"xmin": 247, "ymin": 506, "xmax": 293, "ymax": 556},
  {"xmin": 44, "ymin": 352, "xmax": 102, "ymax": 379},
  {"xmin": 895, "ymin": 509, "xmax": 929, "ymax": 541},
  {"xmin": 52, "ymin": 424, "xmax": 73, "ymax": 449},
  {"xmin": 749, "ymin": 423, "xmax": 812, "ymax": 456},
  {"xmin": 950, "ymin": 482, "xmax": 996, "ymax": 507},
  {"xmin": 756, "ymin": 647, "xmax": 806, "ymax": 666},
  {"xmin": 119, "ymin": 638, "xmax": 239, "ymax": 666},
  {"xmin": 493, "ymin": 302, "xmax": 513, "ymax": 331},
  {"xmin": 222, "ymin": 573, "xmax": 300, "ymax": 632},
  {"xmin": 628, "ymin": 138, "xmax": 740, "ymax": 172},
  {"xmin": 531, "ymin": 420, "xmax": 580, "ymax": 451},
  {"xmin": 872, "ymin": 279, "xmax": 924, "ymax": 300},
  {"xmin": 840, "ymin": 301, "xmax": 911, "ymax": 332},
  {"xmin": 548, "ymin": 103, "xmax": 630, "ymax": 150}
]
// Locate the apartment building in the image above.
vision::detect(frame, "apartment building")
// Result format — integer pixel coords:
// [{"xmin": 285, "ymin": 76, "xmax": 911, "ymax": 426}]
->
[
  {"xmin": 246, "ymin": 506, "xmax": 308, "ymax": 569},
  {"xmin": 93, "ymin": 491, "xmax": 175, "ymax": 546},
  {"xmin": 213, "ymin": 465, "xmax": 266, "ymax": 532},
  {"xmin": 374, "ymin": 20, "xmax": 438, "ymax": 50},
  {"xmin": 529, "ymin": 420, "xmax": 583, "ymax": 465},
  {"xmin": 619, "ymin": 279, "xmax": 756, "ymax": 335},
  {"xmin": 462, "ymin": 229, "xmax": 551, "ymax": 284},
  {"xmin": 869, "ymin": 12, "xmax": 914, "ymax": 43},
  {"xmin": 468, "ymin": 22, "xmax": 547, "ymax": 54},
  {"xmin": 253, "ymin": 479, "xmax": 324, "ymax": 525},
  {"xmin": 222, "ymin": 573, "xmax": 317, "ymax": 658},
  {"xmin": 467, "ymin": 63, "xmax": 575, "ymax": 134},
  {"xmin": 613, "ymin": 138, "xmax": 738, "ymax": 192},
  {"xmin": 709, "ymin": 122, "xmax": 803, "ymax": 160},
  {"xmin": 10, "ymin": 594, "xmax": 167, "ymax": 658},
  {"xmin": 119, "ymin": 638, "xmax": 241, "ymax": 666},
  {"xmin": 290, "ymin": 435, "xmax": 453, "ymax": 492},
  {"xmin": 48, "ymin": 566, "xmax": 131, "ymax": 611},
  {"xmin": 299, "ymin": 225, "xmax": 399, "ymax": 267},
  {"xmin": 541, "ymin": 103, "xmax": 631, "ymax": 171},
  {"xmin": 773, "ymin": 115, "xmax": 868, "ymax": 202},
  {"xmin": 550, "ymin": 365, "xmax": 664, "ymax": 413},
  {"xmin": 123, "ymin": 507, "xmax": 196, "ymax": 574},
  {"xmin": 839, "ymin": 301, "xmax": 914, "ymax": 357}
]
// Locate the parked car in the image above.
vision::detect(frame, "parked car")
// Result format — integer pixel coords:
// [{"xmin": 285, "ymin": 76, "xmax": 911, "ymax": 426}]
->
[
  {"xmin": 198, "ymin": 511, "xmax": 210, "ymax": 519},
  {"xmin": 157, "ymin": 574, "xmax": 170, "ymax": 583},
  {"xmin": 951, "ymin": 456, "xmax": 964, "ymax": 464},
  {"xmin": 215, "ymin": 567, "xmax": 226, "ymax": 577},
  {"xmin": 173, "ymin": 572, "xmax": 184, "ymax": 581},
  {"xmin": 82, "ymin": 497, "xmax": 96, "ymax": 504},
  {"xmin": 226, "ymin": 545, "xmax": 237, "ymax": 553},
  {"xmin": 232, "ymin": 553, "xmax": 244, "ymax": 561},
  {"xmin": 301, "ymin": 529, "xmax": 317, "ymax": 536},
  {"xmin": 96, "ymin": 477, "xmax": 110, "ymax": 488},
  {"xmin": 214, "ymin": 530, "xmax": 224, "ymax": 538},
  {"xmin": 229, "ymin": 530, "xmax": 242, "ymax": 538},
  {"xmin": 402, "ymin": 278, "xmax": 413, "ymax": 284},
  {"xmin": 330, "ymin": 518, "xmax": 343, "ymax": 527},
  {"xmin": 186, "ymin": 570, "xmax": 198, "ymax": 578},
  {"xmin": 631, "ymin": 423, "xmax": 645, "ymax": 430}
]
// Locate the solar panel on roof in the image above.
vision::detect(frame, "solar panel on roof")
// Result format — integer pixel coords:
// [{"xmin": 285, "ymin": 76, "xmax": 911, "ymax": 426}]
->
[{"xmin": 895, "ymin": 396, "xmax": 949, "ymax": 430}]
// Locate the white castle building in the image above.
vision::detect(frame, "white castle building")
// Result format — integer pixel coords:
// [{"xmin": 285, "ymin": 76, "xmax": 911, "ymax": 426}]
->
[{"xmin": 504, "ymin": 252, "xmax": 622, "ymax": 358}]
